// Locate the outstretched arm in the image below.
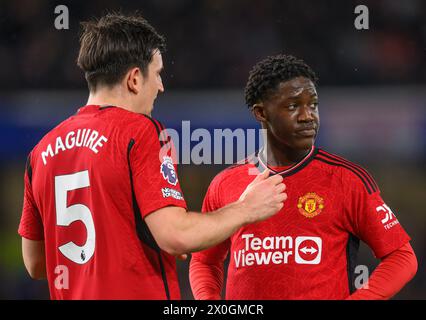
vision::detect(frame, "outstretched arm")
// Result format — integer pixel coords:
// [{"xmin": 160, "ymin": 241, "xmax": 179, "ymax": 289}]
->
[{"xmin": 145, "ymin": 170, "xmax": 286, "ymax": 256}]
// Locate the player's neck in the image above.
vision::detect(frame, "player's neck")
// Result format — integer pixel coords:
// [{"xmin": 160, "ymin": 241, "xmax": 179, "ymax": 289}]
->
[
  {"xmin": 86, "ymin": 88, "xmax": 137, "ymax": 114},
  {"xmin": 263, "ymin": 140, "xmax": 311, "ymax": 167}
]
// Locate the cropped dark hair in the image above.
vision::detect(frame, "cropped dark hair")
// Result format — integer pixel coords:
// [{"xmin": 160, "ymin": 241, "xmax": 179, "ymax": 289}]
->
[
  {"xmin": 77, "ymin": 12, "xmax": 166, "ymax": 92},
  {"xmin": 244, "ymin": 54, "xmax": 318, "ymax": 108}
]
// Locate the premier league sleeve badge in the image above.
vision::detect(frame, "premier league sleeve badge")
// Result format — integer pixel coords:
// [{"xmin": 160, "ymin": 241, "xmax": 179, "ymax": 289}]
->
[{"xmin": 160, "ymin": 156, "xmax": 178, "ymax": 186}]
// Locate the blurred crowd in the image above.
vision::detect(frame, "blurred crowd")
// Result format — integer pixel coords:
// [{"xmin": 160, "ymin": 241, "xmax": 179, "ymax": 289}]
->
[{"xmin": 0, "ymin": 0, "xmax": 425, "ymax": 91}]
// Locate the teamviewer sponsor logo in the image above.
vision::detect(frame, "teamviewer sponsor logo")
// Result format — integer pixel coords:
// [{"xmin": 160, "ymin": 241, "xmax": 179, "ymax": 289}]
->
[
  {"xmin": 233, "ymin": 234, "xmax": 322, "ymax": 268},
  {"xmin": 295, "ymin": 236, "xmax": 322, "ymax": 265}
]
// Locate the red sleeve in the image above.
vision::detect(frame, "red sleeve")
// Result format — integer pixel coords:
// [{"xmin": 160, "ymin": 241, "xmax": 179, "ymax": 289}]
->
[
  {"xmin": 190, "ymin": 175, "xmax": 230, "ymax": 300},
  {"xmin": 189, "ymin": 256, "xmax": 224, "ymax": 300},
  {"xmin": 131, "ymin": 119, "xmax": 187, "ymax": 218},
  {"xmin": 343, "ymin": 172, "xmax": 411, "ymax": 259},
  {"xmin": 347, "ymin": 242, "xmax": 417, "ymax": 300},
  {"xmin": 18, "ymin": 153, "xmax": 44, "ymax": 240}
]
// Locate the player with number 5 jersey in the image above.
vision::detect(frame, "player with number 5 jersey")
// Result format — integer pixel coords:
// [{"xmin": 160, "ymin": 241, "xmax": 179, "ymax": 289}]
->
[
  {"xmin": 18, "ymin": 14, "xmax": 287, "ymax": 299},
  {"xmin": 19, "ymin": 105, "xmax": 189, "ymax": 299}
]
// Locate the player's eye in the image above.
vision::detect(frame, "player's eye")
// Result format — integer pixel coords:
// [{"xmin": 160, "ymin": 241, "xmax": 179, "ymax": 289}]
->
[
  {"xmin": 310, "ymin": 102, "xmax": 319, "ymax": 110},
  {"xmin": 157, "ymin": 73, "xmax": 163, "ymax": 83},
  {"xmin": 287, "ymin": 104, "xmax": 297, "ymax": 111}
]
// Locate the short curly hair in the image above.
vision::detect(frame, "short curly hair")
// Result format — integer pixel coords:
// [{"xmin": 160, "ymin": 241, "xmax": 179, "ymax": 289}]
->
[{"xmin": 244, "ymin": 54, "xmax": 318, "ymax": 108}]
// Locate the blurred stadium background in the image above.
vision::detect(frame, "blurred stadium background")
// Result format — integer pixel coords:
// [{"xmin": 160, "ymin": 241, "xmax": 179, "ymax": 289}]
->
[{"xmin": 0, "ymin": 0, "xmax": 424, "ymax": 299}]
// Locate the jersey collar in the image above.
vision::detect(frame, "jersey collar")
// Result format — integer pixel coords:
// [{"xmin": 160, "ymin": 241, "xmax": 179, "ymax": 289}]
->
[
  {"xmin": 77, "ymin": 105, "xmax": 116, "ymax": 114},
  {"xmin": 254, "ymin": 146, "xmax": 318, "ymax": 177}
]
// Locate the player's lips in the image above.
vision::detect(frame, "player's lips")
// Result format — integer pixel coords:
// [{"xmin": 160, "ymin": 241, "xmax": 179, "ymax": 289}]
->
[
  {"xmin": 296, "ymin": 129, "xmax": 316, "ymax": 137},
  {"xmin": 295, "ymin": 125, "xmax": 317, "ymax": 137}
]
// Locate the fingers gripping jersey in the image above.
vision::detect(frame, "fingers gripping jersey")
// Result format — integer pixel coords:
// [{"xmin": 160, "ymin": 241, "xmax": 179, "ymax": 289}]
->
[{"xmin": 19, "ymin": 105, "xmax": 186, "ymax": 299}]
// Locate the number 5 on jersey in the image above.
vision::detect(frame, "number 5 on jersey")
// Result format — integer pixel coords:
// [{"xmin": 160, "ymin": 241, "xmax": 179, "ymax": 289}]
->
[{"xmin": 55, "ymin": 170, "xmax": 95, "ymax": 264}]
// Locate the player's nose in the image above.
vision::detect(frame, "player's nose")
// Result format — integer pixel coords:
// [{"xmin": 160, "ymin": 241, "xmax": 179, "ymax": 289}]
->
[
  {"xmin": 158, "ymin": 77, "xmax": 165, "ymax": 93},
  {"xmin": 298, "ymin": 105, "xmax": 314, "ymax": 122}
]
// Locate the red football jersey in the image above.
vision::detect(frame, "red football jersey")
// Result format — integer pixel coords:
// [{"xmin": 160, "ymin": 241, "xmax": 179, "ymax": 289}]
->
[
  {"xmin": 191, "ymin": 146, "xmax": 411, "ymax": 299},
  {"xmin": 18, "ymin": 105, "xmax": 187, "ymax": 299}
]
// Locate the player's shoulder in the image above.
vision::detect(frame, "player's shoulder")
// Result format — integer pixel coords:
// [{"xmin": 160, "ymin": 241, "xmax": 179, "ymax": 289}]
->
[
  {"xmin": 127, "ymin": 111, "xmax": 165, "ymax": 131},
  {"xmin": 139, "ymin": 114, "xmax": 167, "ymax": 137},
  {"xmin": 101, "ymin": 108, "xmax": 168, "ymax": 146},
  {"xmin": 103, "ymin": 107, "xmax": 166, "ymax": 136},
  {"xmin": 313, "ymin": 147, "xmax": 379, "ymax": 194},
  {"xmin": 130, "ymin": 114, "xmax": 169, "ymax": 150},
  {"xmin": 31, "ymin": 106, "xmax": 166, "ymax": 157}
]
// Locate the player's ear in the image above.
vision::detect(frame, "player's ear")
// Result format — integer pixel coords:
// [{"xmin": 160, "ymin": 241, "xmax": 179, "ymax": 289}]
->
[
  {"xmin": 252, "ymin": 103, "xmax": 267, "ymax": 122},
  {"xmin": 126, "ymin": 67, "xmax": 141, "ymax": 94}
]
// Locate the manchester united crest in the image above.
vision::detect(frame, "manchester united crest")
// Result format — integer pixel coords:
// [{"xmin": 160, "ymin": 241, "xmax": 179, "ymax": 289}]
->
[{"xmin": 297, "ymin": 192, "xmax": 324, "ymax": 218}]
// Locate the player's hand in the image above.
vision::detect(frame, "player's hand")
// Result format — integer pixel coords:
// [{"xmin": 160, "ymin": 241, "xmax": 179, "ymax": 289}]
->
[{"xmin": 239, "ymin": 169, "xmax": 287, "ymax": 224}]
